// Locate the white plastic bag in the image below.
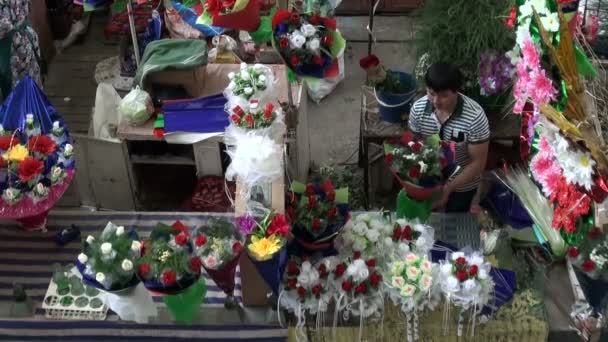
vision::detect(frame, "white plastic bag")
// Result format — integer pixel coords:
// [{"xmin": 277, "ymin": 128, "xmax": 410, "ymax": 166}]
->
[
  {"xmin": 305, "ymin": 51, "xmax": 345, "ymax": 103},
  {"xmin": 93, "ymin": 83, "xmax": 122, "ymax": 139},
  {"xmin": 118, "ymin": 87, "xmax": 153, "ymax": 127}
]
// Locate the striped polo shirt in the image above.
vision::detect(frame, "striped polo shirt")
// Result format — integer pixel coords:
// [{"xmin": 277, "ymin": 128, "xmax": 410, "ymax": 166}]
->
[{"xmin": 408, "ymin": 93, "xmax": 490, "ymax": 192}]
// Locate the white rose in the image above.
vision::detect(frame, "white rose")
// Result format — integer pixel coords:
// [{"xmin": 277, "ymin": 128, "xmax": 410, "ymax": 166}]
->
[
  {"xmin": 240, "ymin": 62, "xmax": 248, "ymax": 70},
  {"xmin": 301, "ymin": 261, "xmax": 312, "ymax": 273},
  {"xmin": 101, "ymin": 242, "xmax": 112, "ymax": 255},
  {"xmin": 478, "ymin": 269, "xmax": 488, "ymax": 280},
  {"xmin": 86, "ymin": 235, "xmax": 95, "ymax": 244},
  {"xmin": 204, "ymin": 255, "xmax": 218, "ymax": 269},
  {"xmin": 398, "ymin": 243, "xmax": 410, "ymax": 255},
  {"xmin": 53, "ymin": 121, "xmax": 60, "ymax": 129},
  {"xmin": 358, "ymin": 213, "xmax": 371, "ymax": 222},
  {"xmin": 353, "ymin": 222, "xmax": 368, "ymax": 235},
  {"xmin": 227, "ymin": 81, "xmax": 236, "ymax": 90},
  {"xmin": 306, "ymin": 38, "xmax": 321, "ymax": 52},
  {"xmin": 115, "ymin": 226, "xmax": 125, "ymax": 236},
  {"xmin": 121, "ymin": 259, "xmax": 133, "ymax": 272},
  {"xmin": 355, "ymin": 266, "xmax": 369, "ymax": 283},
  {"xmin": 446, "ymin": 276, "xmax": 459, "ymax": 292},
  {"xmin": 462, "ymin": 279, "xmax": 480, "ymax": 296},
  {"xmin": 405, "ymin": 253, "xmax": 419, "ymax": 264},
  {"xmin": 391, "ymin": 276, "xmax": 405, "ymax": 287},
  {"xmin": 35, "ymin": 183, "xmax": 45, "ymax": 194},
  {"xmin": 5, "ymin": 189, "xmax": 14, "ymax": 199},
  {"xmin": 244, "ymin": 87, "xmax": 253, "ymax": 95},
  {"xmin": 131, "ymin": 241, "xmax": 141, "ymax": 253},
  {"xmin": 440, "ymin": 263, "xmax": 453, "ymax": 276},
  {"xmin": 415, "ymin": 236, "xmax": 427, "ymax": 250},
  {"xmin": 353, "ymin": 238, "xmax": 367, "ymax": 252},
  {"xmin": 384, "ymin": 237, "xmax": 394, "ymax": 248},
  {"xmin": 240, "ymin": 70, "xmax": 250, "ymax": 79},
  {"xmin": 26, "ymin": 114, "xmax": 34, "ymax": 124},
  {"xmin": 78, "ymin": 253, "xmax": 88, "ymax": 264},
  {"xmin": 396, "ymin": 219, "xmax": 407, "ymax": 227},
  {"xmin": 420, "ymin": 274, "xmax": 433, "ymax": 291},
  {"xmin": 369, "ymin": 219, "xmax": 384, "ymax": 231},
  {"xmin": 401, "ymin": 284, "xmax": 416, "ymax": 297},
  {"xmin": 301, "ymin": 24, "xmax": 317, "ymax": 37},
  {"xmin": 96, "ymin": 272, "xmax": 106, "ymax": 283},
  {"xmin": 451, "ymin": 252, "xmax": 465, "ymax": 261},
  {"xmin": 468, "ymin": 254, "xmax": 484, "ymax": 267},
  {"xmin": 406, "ymin": 266, "xmax": 420, "ymax": 280},
  {"xmin": 258, "ymin": 75, "xmax": 266, "ymax": 82},
  {"xmin": 421, "ymin": 260, "xmax": 432, "ymax": 272},
  {"xmin": 365, "ymin": 229, "xmax": 380, "ymax": 243},
  {"xmin": 53, "ymin": 167, "xmax": 63, "ymax": 178},
  {"xmin": 64, "ymin": 144, "xmax": 73, "ymax": 155},
  {"xmin": 228, "ymin": 72, "xmax": 235, "ymax": 80}
]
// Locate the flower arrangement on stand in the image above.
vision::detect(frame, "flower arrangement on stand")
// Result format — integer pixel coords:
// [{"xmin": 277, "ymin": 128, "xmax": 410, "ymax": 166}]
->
[
  {"xmin": 288, "ymin": 179, "xmax": 350, "ymax": 252},
  {"xmin": 384, "ymin": 253, "xmax": 439, "ymax": 342},
  {"xmin": 438, "ymin": 251, "xmax": 494, "ymax": 337},
  {"xmin": 137, "ymin": 221, "xmax": 206, "ymax": 323},
  {"xmin": 240, "ymin": 210, "xmax": 290, "ymax": 297},
  {"xmin": 391, "ymin": 219, "xmax": 436, "ymax": 257},
  {"xmin": 384, "ymin": 131, "xmax": 456, "ymax": 221},
  {"xmin": 194, "ymin": 218, "xmax": 243, "ymax": 309},
  {"xmin": 336, "ymin": 212, "xmax": 393, "ymax": 260},
  {"xmin": 76, "ymin": 222, "xmax": 157, "ymax": 323}
]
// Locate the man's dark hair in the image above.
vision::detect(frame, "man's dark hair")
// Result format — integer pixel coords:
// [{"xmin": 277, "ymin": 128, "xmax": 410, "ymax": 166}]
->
[{"xmin": 424, "ymin": 62, "xmax": 463, "ymax": 92}]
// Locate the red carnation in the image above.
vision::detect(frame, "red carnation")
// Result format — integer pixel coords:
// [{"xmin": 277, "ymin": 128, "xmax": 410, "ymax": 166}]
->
[
  {"xmin": 307, "ymin": 195, "xmax": 317, "ymax": 210},
  {"xmin": 327, "ymin": 207, "xmax": 338, "ymax": 220},
  {"xmin": 287, "ymin": 261, "xmax": 300, "ymax": 276},
  {"xmin": 312, "ymin": 55, "xmax": 324, "ymax": 65},
  {"xmin": 245, "ymin": 114, "xmax": 254, "ymax": 127},
  {"xmin": 408, "ymin": 166, "xmax": 421, "ymax": 179},
  {"xmin": 264, "ymin": 103, "xmax": 274, "ymax": 121},
  {"xmin": 366, "ymin": 259, "xmax": 376, "ymax": 268},
  {"xmin": 355, "ymin": 283, "xmax": 367, "ymax": 295},
  {"xmin": 342, "ymin": 281, "xmax": 353, "ymax": 292},
  {"xmin": 162, "ymin": 271, "xmax": 177, "ymax": 285},
  {"xmin": 468, "ymin": 265, "xmax": 479, "ymax": 277},
  {"xmin": 588, "ymin": 227, "xmax": 602, "ymax": 240},
  {"xmin": 400, "ymin": 131, "xmax": 414, "ymax": 145},
  {"xmin": 393, "ymin": 227, "xmax": 402, "ymax": 240},
  {"xmin": 287, "ymin": 278, "xmax": 297, "ymax": 289},
  {"xmin": 290, "ymin": 13, "xmax": 300, "ymax": 25},
  {"xmin": 308, "ymin": 14, "xmax": 322, "ymax": 25},
  {"xmin": 28, "ymin": 135, "xmax": 56, "ymax": 156},
  {"xmin": 139, "ymin": 263, "xmax": 151, "ymax": 277},
  {"xmin": 327, "ymin": 190, "xmax": 336, "ymax": 202},
  {"xmin": 582, "ymin": 260, "xmax": 596, "ymax": 273},
  {"xmin": 268, "ymin": 214, "xmax": 290, "ymax": 237},
  {"xmin": 411, "ymin": 142, "xmax": 422, "ymax": 153},
  {"xmin": 0, "ymin": 136, "xmax": 20, "ymax": 150},
  {"xmin": 455, "ymin": 257, "xmax": 467, "ymax": 266},
  {"xmin": 384, "ymin": 154, "xmax": 394, "ymax": 164},
  {"xmin": 17, "ymin": 157, "xmax": 44, "ymax": 183},
  {"xmin": 190, "ymin": 257, "xmax": 202, "ymax": 272},
  {"xmin": 311, "ymin": 218, "xmax": 322, "ymax": 231},
  {"xmin": 195, "ymin": 235, "xmax": 208, "ymax": 247},
  {"xmin": 233, "ymin": 105, "xmax": 245, "ymax": 116},
  {"xmin": 456, "ymin": 270, "xmax": 468, "ymax": 282},
  {"xmin": 334, "ymin": 263, "xmax": 346, "ymax": 277},
  {"xmin": 297, "ymin": 286, "xmax": 306, "ymax": 299},
  {"xmin": 353, "ymin": 251, "xmax": 362, "ymax": 260},
  {"xmin": 231, "ymin": 114, "xmax": 241, "ymax": 125},
  {"xmin": 232, "ymin": 241, "xmax": 242, "ymax": 254},
  {"xmin": 319, "ymin": 264, "xmax": 328, "ymax": 278},
  {"xmin": 370, "ymin": 272, "xmax": 382, "ymax": 287},
  {"xmin": 175, "ymin": 233, "xmax": 187, "ymax": 246},
  {"xmin": 568, "ymin": 247, "xmax": 580, "ymax": 258},
  {"xmin": 312, "ymin": 284, "xmax": 323, "ymax": 296},
  {"xmin": 359, "ymin": 54, "xmax": 379, "ymax": 70},
  {"xmin": 321, "ymin": 34, "xmax": 333, "ymax": 47}
]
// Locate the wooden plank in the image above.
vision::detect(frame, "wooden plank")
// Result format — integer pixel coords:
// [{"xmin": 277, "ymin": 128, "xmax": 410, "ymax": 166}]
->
[{"xmin": 294, "ymin": 85, "xmax": 310, "ymax": 182}]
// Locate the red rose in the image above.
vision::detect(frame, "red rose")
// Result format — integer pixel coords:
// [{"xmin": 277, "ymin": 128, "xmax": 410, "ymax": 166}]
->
[
  {"xmin": 455, "ymin": 257, "xmax": 467, "ymax": 266},
  {"xmin": 321, "ymin": 34, "xmax": 333, "ymax": 47},
  {"xmin": 306, "ymin": 183, "xmax": 316, "ymax": 195},
  {"xmin": 290, "ymin": 55, "xmax": 301, "ymax": 67},
  {"xmin": 312, "ymin": 284, "xmax": 323, "ymax": 296},
  {"xmin": 411, "ymin": 142, "xmax": 422, "ymax": 153},
  {"xmin": 172, "ymin": 221, "xmax": 189, "ymax": 235},
  {"xmin": 162, "ymin": 271, "xmax": 177, "ymax": 285},
  {"xmin": 287, "ymin": 206, "xmax": 295, "ymax": 221},
  {"xmin": 366, "ymin": 259, "xmax": 376, "ymax": 269},
  {"xmin": 233, "ymin": 105, "xmax": 245, "ymax": 116},
  {"xmin": 231, "ymin": 114, "xmax": 241, "ymax": 125},
  {"xmin": 232, "ymin": 241, "xmax": 242, "ymax": 254},
  {"xmin": 290, "ymin": 13, "xmax": 300, "ymax": 25},
  {"xmin": 0, "ymin": 136, "xmax": 20, "ymax": 150},
  {"xmin": 370, "ymin": 272, "xmax": 382, "ymax": 287},
  {"xmin": 287, "ymin": 278, "xmax": 297, "ymax": 289},
  {"xmin": 321, "ymin": 180, "xmax": 334, "ymax": 194},
  {"xmin": 245, "ymin": 114, "xmax": 254, "ymax": 127},
  {"xmin": 342, "ymin": 281, "xmax": 353, "ymax": 292},
  {"xmin": 403, "ymin": 225, "xmax": 412, "ymax": 235},
  {"xmin": 468, "ymin": 265, "xmax": 478, "ymax": 277},
  {"xmin": 588, "ymin": 228, "xmax": 602, "ymax": 240},
  {"xmin": 17, "ymin": 157, "xmax": 44, "ymax": 183},
  {"xmin": 312, "ymin": 55, "xmax": 324, "ymax": 65},
  {"xmin": 307, "ymin": 195, "xmax": 317, "ymax": 210},
  {"xmin": 327, "ymin": 190, "xmax": 336, "ymax": 202},
  {"xmin": 327, "ymin": 207, "xmax": 338, "ymax": 220},
  {"xmin": 439, "ymin": 157, "xmax": 448, "ymax": 168},
  {"xmin": 393, "ymin": 227, "xmax": 402, "ymax": 240},
  {"xmin": 264, "ymin": 103, "xmax": 274, "ymax": 121},
  {"xmin": 287, "ymin": 261, "xmax": 300, "ymax": 276},
  {"xmin": 280, "ymin": 37, "xmax": 289, "ymax": 49},
  {"xmin": 384, "ymin": 154, "xmax": 394, "ymax": 164},
  {"xmin": 195, "ymin": 235, "xmax": 208, "ymax": 247},
  {"xmin": 408, "ymin": 166, "xmax": 421, "ymax": 179},
  {"xmin": 288, "ymin": 191, "xmax": 297, "ymax": 204},
  {"xmin": 319, "ymin": 264, "xmax": 328, "ymax": 278},
  {"xmin": 456, "ymin": 270, "xmax": 468, "ymax": 282},
  {"xmin": 175, "ymin": 233, "xmax": 187, "ymax": 246},
  {"xmin": 400, "ymin": 131, "xmax": 414, "ymax": 145},
  {"xmin": 28, "ymin": 135, "xmax": 57, "ymax": 156},
  {"xmin": 139, "ymin": 263, "xmax": 151, "ymax": 277},
  {"xmin": 334, "ymin": 263, "xmax": 346, "ymax": 277},
  {"xmin": 352, "ymin": 251, "xmax": 362, "ymax": 260},
  {"xmin": 308, "ymin": 14, "xmax": 322, "ymax": 25},
  {"xmin": 402, "ymin": 225, "xmax": 412, "ymax": 240},
  {"xmin": 355, "ymin": 283, "xmax": 367, "ymax": 295},
  {"xmin": 359, "ymin": 54, "xmax": 379, "ymax": 70},
  {"xmin": 190, "ymin": 257, "xmax": 202, "ymax": 272},
  {"xmin": 221, "ymin": 0, "xmax": 235, "ymax": 9},
  {"xmin": 268, "ymin": 214, "xmax": 290, "ymax": 237},
  {"xmin": 297, "ymin": 286, "xmax": 306, "ymax": 299},
  {"xmin": 582, "ymin": 260, "xmax": 596, "ymax": 273},
  {"xmin": 568, "ymin": 247, "xmax": 580, "ymax": 258},
  {"xmin": 311, "ymin": 218, "xmax": 322, "ymax": 231}
]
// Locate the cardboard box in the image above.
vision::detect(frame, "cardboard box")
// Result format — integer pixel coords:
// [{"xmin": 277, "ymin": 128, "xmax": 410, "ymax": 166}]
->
[{"xmin": 146, "ymin": 65, "xmax": 207, "ymax": 99}]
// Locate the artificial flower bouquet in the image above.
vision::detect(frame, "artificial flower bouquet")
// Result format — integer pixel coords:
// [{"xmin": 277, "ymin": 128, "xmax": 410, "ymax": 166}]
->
[
  {"xmin": 227, "ymin": 100, "xmax": 279, "ymax": 130},
  {"xmin": 288, "ymin": 180, "xmax": 350, "ymax": 251},
  {"xmin": 224, "ymin": 63, "xmax": 275, "ymax": 104},
  {"xmin": 391, "ymin": 219, "xmax": 435, "ymax": 257},
  {"xmin": 568, "ymin": 228, "xmax": 608, "ymax": 281},
  {"xmin": 137, "ymin": 221, "xmax": 202, "ymax": 295},
  {"xmin": 337, "ymin": 212, "xmax": 393, "ymax": 260},
  {"xmin": 203, "ymin": 0, "xmax": 261, "ymax": 32}
]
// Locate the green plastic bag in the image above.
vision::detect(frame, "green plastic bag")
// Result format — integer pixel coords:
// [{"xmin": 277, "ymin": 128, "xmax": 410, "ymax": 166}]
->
[
  {"xmin": 162, "ymin": 278, "xmax": 207, "ymax": 324},
  {"xmin": 249, "ymin": 7, "xmax": 277, "ymax": 45},
  {"xmin": 396, "ymin": 190, "xmax": 433, "ymax": 222}
]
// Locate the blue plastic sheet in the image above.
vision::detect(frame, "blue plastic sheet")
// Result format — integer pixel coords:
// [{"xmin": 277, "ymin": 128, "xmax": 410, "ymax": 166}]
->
[
  {"xmin": 163, "ymin": 94, "xmax": 229, "ymax": 134},
  {"xmin": 172, "ymin": 2, "xmax": 225, "ymax": 38},
  {"xmin": 250, "ymin": 245, "xmax": 288, "ymax": 297},
  {"xmin": 482, "ymin": 182, "xmax": 533, "ymax": 229}
]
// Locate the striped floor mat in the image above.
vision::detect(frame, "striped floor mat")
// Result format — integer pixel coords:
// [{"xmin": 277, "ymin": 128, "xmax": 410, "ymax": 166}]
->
[{"xmin": 0, "ymin": 211, "xmax": 287, "ymax": 341}]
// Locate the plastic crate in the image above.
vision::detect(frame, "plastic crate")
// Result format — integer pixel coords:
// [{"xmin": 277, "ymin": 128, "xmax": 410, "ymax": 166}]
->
[{"xmin": 428, "ymin": 213, "xmax": 481, "ymax": 250}]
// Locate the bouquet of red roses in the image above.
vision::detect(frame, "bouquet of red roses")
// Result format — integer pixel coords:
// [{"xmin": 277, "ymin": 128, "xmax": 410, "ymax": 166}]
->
[{"xmin": 204, "ymin": 0, "xmax": 260, "ymax": 32}]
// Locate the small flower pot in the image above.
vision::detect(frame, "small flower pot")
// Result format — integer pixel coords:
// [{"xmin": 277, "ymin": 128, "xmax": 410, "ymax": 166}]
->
[{"xmin": 374, "ymin": 71, "xmax": 417, "ymax": 123}]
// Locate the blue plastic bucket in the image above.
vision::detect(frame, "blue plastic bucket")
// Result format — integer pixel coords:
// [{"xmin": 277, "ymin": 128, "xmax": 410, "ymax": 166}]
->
[{"xmin": 374, "ymin": 71, "xmax": 417, "ymax": 123}]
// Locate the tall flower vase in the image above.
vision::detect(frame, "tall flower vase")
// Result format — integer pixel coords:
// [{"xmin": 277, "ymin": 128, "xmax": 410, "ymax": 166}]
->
[{"xmin": 203, "ymin": 252, "xmax": 241, "ymax": 309}]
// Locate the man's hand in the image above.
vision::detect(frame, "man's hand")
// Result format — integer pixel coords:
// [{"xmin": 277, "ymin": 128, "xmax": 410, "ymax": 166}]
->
[{"xmin": 433, "ymin": 185, "xmax": 451, "ymax": 210}]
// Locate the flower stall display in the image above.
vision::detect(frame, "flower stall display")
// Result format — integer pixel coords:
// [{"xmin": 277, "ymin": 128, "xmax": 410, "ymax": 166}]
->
[
  {"xmin": 568, "ymin": 228, "xmax": 608, "ymax": 281},
  {"xmin": 137, "ymin": 221, "xmax": 207, "ymax": 323},
  {"xmin": 76, "ymin": 222, "xmax": 156, "ymax": 323},
  {"xmin": 194, "ymin": 218, "xmax": 243, "ymax": 308},
  {"xmin": 240, "ymin": 210, "xmax": 290, "ymax": 296},
  {"xmin": 0, "ymin": 77, "xmax": 75, "ymax": 231},
  {"xmin": 271, "ymin": 10, "xmax": 346, "ymax": 102},
  {"xmin": 391, "ymin": 219, "xmax": 435, "ymax": 257},
  {"xmin": 438, "ymin": 251, "xmax": 494, "ymax": 337},
  {"xmin": 224, "ymin": 63, "xmax": 276, "ymax": 105},
  {"xmin": 384, "ymin": 253, "xmax": 440, "ymax": 342},
  {"xmin": 384, "ymin": 131, "xmax": 456, "ymax": 221},
  {"xmin": 336, "ymin": 212, "xmax": 393, "ymax": 260},
  {"xmin": 288, "ymin": 180, "xmax": 350, "ymax": 251},
  {"xmin": 202, "ymin": 0, "xmax": 261, "ymax": 32},
  {"xmin": 477, "ymin": 49, "xmax": 514, "ymax": 97}
]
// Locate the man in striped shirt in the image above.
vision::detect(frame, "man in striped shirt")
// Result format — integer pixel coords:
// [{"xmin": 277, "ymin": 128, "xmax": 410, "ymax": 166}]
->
[{"xmin": 408, "ymin": 62, "xmax": 490, "ymax": 212}]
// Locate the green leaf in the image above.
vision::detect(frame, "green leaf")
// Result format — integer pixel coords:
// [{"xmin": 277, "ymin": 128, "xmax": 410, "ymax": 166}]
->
[
  {"xmin": 425, "ymin": 134, "xmax": 441, "ymax": 146},
  {"xmin": 335, "ymin": 188, "xmax": 349, "ymax": 204},
  {"xmin": 291, "ymin": 181, "xmax": 306, "ymax": 194},
  {"xmin": 384, "ymin": 143, "xmax": 395, "ymax": 154}
]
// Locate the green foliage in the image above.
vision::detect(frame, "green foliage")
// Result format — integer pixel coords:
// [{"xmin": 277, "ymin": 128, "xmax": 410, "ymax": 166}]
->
[
  {"xmin": 413, "ymin": 0, "xmax": 515, "ymax": 100},
  {"xmin": 139, "ymin": 225, "xmax": 196, "ymax": 280},
  {"xmin": 376, "ymin": 70, "xmax": 410, "ymax": 94},
  {"xmin": 318, "ymin": 165, "xmax": 365, "ymax": 210}
]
